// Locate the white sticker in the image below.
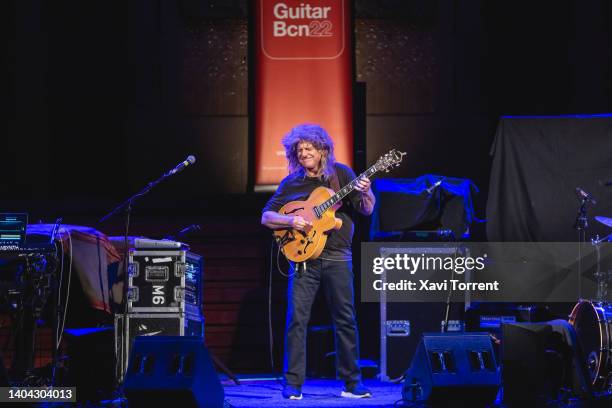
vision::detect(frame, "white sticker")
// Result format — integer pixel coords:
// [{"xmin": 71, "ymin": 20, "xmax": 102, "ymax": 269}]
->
[{"xmin": 152, "ymin": 257, "xmax": 172, "ymax": 264}]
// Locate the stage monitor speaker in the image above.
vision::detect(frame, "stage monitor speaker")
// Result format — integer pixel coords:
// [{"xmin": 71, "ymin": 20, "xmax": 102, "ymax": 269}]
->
[
  {"xmin": 402, "ymin": 333, "xmax": 500, "ymax": 407},
  {"xmin": 124, "ymin": 336, "xmax": 224, "ymax": 408}
]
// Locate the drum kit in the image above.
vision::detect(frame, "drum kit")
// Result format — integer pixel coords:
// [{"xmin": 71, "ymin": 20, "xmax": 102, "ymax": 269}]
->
[{"xmin": 568, "ymin": 214, "xmax": 612, "ymax": 392}]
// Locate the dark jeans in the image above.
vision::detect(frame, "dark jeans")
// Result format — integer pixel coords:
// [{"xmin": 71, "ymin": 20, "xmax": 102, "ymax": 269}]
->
[{"xmin": 283, "ymin": 258, "xmax": 361, "ymax": 387}]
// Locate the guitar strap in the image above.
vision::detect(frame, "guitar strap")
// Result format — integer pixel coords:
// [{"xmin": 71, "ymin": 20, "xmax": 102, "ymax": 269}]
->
[{"xmin": 329, "ymin": 166, "xmax": 341, "ymax": 193}]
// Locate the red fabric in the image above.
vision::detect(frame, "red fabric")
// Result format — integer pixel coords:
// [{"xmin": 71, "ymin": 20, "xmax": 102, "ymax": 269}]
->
[
  {"xmin": 27, "ymin": 224, "xmax": 120, "ymax": 313},
  {"xmin": 254, "ymin": 0, "xmax": 354, "ymax": 186}
]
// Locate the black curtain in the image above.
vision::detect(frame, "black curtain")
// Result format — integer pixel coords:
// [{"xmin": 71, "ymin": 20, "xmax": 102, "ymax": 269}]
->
[{"xmin": 487, "ymin": 116, "xmax": 612, "ymax": 242}]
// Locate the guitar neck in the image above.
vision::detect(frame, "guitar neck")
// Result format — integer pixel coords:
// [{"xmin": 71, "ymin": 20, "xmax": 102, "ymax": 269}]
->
[{"xmin": 314, "ymin": 165, "xmax": 379, "ymax": 217}]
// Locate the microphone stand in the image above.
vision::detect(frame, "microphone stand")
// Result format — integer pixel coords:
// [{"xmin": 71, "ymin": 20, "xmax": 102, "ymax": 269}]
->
[
  {"xmin": 441, "ymin": 236, "xmax": 458, "ymax": 333},
  {"xmin": 99, "ymin": 170, "xmax": 178, "ymax": 387},
  {"xmin": 573, "ymin": 197, "xmax": 589, "ymax": 301},
  {"xmin": 592, "ymin": 232, "xmax": 612, "ymax": 303},
  {"xmin": 433, "ymin": 183, "xmax": 453, "ymax": 334}
]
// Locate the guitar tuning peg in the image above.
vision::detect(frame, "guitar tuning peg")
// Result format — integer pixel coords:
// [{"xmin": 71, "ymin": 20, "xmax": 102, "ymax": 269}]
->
[{"xmin": 385, "ymin": 169, "xmax": 390, "ymax": 173}]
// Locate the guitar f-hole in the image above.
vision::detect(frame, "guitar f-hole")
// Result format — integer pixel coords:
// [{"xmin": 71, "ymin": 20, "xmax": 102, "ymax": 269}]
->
[
  {"xmin": 303, "ymin": 231, "xmax": 316, "ymax": 253},
  {"xmin": 284, "ymin": 207, "xmax": 304, "ymax": 215}
]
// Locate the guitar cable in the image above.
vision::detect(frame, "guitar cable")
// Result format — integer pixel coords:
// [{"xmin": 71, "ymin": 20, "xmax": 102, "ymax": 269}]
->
[
  {"xmin": 267, "ymin": 239, "xmax": 279, "ymax": 383},
  {"xmin": 275, "ymin": 238, "xmax": 297, "ymax": 279},
  {"xmin": 268, "ymin": 239, "xmax": 291, "ymax": 386}
]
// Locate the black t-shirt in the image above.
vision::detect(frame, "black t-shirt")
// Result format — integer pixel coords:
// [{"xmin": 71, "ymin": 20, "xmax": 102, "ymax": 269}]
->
[{"xmin": 262, "ymin": 163, "xmax": 363, "ymax": 260}]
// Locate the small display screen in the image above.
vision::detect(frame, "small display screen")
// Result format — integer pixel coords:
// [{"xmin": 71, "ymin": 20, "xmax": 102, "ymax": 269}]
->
[{"xmin": 0, "ymin": 213, "xmax": 28, "ymax": 246}]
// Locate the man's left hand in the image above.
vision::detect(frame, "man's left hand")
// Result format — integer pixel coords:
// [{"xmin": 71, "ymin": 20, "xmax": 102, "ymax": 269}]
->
[{"xmin": 355, "ymin": 176, "xmax": 371, "ymax": 193}]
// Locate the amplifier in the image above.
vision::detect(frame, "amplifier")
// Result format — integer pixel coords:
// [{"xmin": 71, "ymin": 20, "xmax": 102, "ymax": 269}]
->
[
  {"xmin": 465, "ymin": 303, "xmax": 550, "ymax": 335},
  {"xmin": 127, "ymin": 250, "xmax": 202, "ymax": 315}
]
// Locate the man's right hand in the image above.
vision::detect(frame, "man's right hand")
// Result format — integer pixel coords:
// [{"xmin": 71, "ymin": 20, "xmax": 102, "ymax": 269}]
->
[
  {"xmin": 291, "ymin": 216, "xmax": 312, "ymax": 232},
  {"xmin": 262, "ymin": 211, "xmax": 311, "ymax": 231}
]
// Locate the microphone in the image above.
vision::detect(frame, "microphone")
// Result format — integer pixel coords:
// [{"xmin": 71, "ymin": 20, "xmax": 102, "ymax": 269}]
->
[
  {"xmin": 425, "ymin": 180, "xmax": 442, "ymax": 195},
  {"xmin": 167, "ymin": 155, "xmax": 196, "ymax": 176},
  {"xmin": 575, "ymin": 187, "xmax": 597, "ymax": 204},
  {"xmin": 164, "ymin": 224, "xmax": 201, "ymax": 241}
]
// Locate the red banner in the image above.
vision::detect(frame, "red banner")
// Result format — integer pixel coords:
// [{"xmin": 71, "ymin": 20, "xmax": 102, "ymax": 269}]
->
[{"xmin": 254, "ymin": 0, "xmax": 354, "ymax": 188}]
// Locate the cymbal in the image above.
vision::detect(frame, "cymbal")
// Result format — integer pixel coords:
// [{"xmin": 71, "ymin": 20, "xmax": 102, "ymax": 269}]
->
[{"xmin": 595, "ymin": 216, "xmax": 612, "ymax": 228}]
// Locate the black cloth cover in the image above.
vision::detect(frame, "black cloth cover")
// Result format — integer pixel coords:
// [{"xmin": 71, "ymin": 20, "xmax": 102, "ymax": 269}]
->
[
  {"xmin": 487, "ymin": 115, "xmax": 612, "ymax": 242},
  {"xmin": 370, "ymin": 175, "xmax": 478, "ymax": 240}
]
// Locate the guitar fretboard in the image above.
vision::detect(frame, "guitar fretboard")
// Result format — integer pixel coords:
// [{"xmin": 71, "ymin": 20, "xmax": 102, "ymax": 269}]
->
[{"xmin": 313, "ymin": 165, "xmax": 379, "ymax": 218}]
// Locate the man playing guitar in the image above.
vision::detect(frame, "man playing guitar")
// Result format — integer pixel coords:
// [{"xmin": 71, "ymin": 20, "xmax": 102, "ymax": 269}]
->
[{"xmin": 261, "ymin": 123, "xmax": 375, "ymax": 400}]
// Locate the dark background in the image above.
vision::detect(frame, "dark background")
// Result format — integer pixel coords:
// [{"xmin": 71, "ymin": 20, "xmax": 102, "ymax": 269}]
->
[{"xmin": 6, "ymin": 0, "xmax": 612, "ymax": 372}]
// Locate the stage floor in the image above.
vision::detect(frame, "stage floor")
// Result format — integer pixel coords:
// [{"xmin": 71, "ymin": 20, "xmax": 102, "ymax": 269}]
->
[
  {"xmin": 222, "ymin": 378, "xmax": 403, "ymax": 408},
  {"xmin": 219, "ymin": 376, "xmax": 611, "ymax": 408},
  {"xmin": 36, "ymin": 375, "xmax": 612, "ymax": 407}
]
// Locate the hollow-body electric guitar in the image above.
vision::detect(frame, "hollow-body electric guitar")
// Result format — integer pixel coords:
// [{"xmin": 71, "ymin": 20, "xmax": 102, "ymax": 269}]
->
[{"xmin": 274, "ymin": 149, "xmax": 406, "ymax": 263}]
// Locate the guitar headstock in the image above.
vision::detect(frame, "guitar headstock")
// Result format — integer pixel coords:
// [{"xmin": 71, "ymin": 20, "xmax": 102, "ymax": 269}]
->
[{"xmin": 374, "ymin": 149, "xmax": 407, "ymax": 173}]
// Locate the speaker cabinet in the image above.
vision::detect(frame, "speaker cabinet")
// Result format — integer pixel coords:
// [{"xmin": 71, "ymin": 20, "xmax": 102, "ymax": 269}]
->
[
  {"xmin": 402, "ymin": 333, "xmax": 500, "ymax": 407},
  {"xmin": 124, "ymin": 336, "xmax": 224, "ymax": 408},
  {"xmin": 501, "ymin": 321, "xmax": 589, "ymax": 405},
  {"xmin": 0, "ymin": 353, "xmax": 8, "ymax": 386},
  {"xmin": 64, "ymin": 327, "xmax": 115, "ymax": 401}
]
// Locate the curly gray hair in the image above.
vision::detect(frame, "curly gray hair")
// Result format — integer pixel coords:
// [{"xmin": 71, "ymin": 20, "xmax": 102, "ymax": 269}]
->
[{"xmin": 281, "ymin": 124, "xmax": 336, "ymax": 178}]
